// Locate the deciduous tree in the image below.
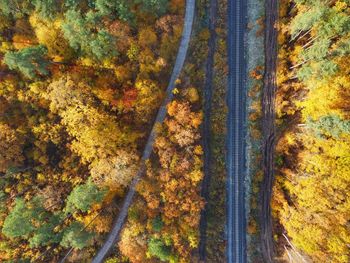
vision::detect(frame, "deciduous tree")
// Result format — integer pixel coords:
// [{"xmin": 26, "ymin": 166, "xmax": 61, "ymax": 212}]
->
[{"xmin": 0, "ymin": 123, "xmax": 24, "ymax": 173}]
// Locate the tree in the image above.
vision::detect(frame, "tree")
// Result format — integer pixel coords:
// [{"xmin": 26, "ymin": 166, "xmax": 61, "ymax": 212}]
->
[
  {"xmin": 118, "ymin": 223, "xmax": 148, "ymax": 263},
  {"xmin": 63, "ymin": 0, "xmax": 82, "ymax": 8},
  {"xmin": 151, "ymin": 216, "xmax": 163, "ymax": 232},
  {"xmin": 44, "ymin": 77, "xmax": 141, "ymax": 187},
  {"xmin": 60, "ymin": 222, "xmax": 94, "ymax": 249},
  {"xmin": 95, "ymin": 0, "xmax": 134, "ymax": 22},
  {"xmin": 38, "ymin": 185, "xmax": 65, "ymax": 212},
  {"xmin": 44, "ymin": 76, "xmax": 92, "ymax": 113},
  {"xmin": 136, "ymin": 0, "xmax": 169, "ymax": 16},
  {"xmin": 279, "ymin": 134, "xmax": 350, "ymax": 262},
  {"xmin": 29, "ymin": 213, "xmax": 63, "ymax": 248},
  {"xmin": 65, "ymin": 182, "xmax": 106, "ymax": 214},
  {"xmin": 107, "ymin": 20, "xmax": 132, "ymax": 52},
  {"xmin": 0, "ymin": 123, "xmax": 24, "ymax": 173},
  {"xmin": 0, "ymin": 0, "xmax": 186, "ymax": 260},
  {"xmin": 90, "ymin": 30, "xmax": 117, "ymax": 61},
  {"xmin": 0, "ymin": 11, "xmax": 13, "ymax": 31},
  {"xmin": 90, "ymin": 150, "xmax": 140, "ymax": 188},
  {"xmin": 3, "ymin": 195, "xmax": 98, "ymax": 251},
  {"xmin": 3, "ymin": 196, "xmax": 63, "ymax": 248},
  {"xmin": 123, "ymin": 98, "xmax": 204, "ymax": 262},
  {"xmin": 147, "ymin": 238, "xmax": 172, "ymax": 262},
  {"xmin": 32, "ymin": 0, "xmax": 58, "ymax": 19},
  {"xmin": 275, "ymin": 5, "xmax": 350, "ymax": 258},
  {"xmin": 290, "ymin": 1, "xmax": 350, "ymax": 81},
  {"xmin": 166, "ymin": 101, "xmax": 202, "ymax": 147},
  {"xmin": 45, "ymin": 76, "xmax": 138, "ymax": 158},
  {"xmin": 133, "ymin": 79, "xmax": 162, "ymax": 123},
  {"xmin": 3, "ymin": 45, "xmax": 49, "ymax": 79},
  {"xmin": 0, "ymin": 0, "xmax": 33, "ymax": 16},
  {"xmin": 29, "ymin": 14, "xmax": 74, "ymax": 61},
  {"xmin": 306, "ymin": 115, "xmax": 350, "ymax": 138},
  {"xmin": 300, "ymin": 74, "xmax": 345, "ymax": 120},
  {"xmin": 89, "ymin": 214, "xmax": 112, "ymax": 233},
  {"xmin": 60, "ymin": 103, "xmax": 138, "ymax": 163},
  {"xmin": 2, "ymin": 198, "xmax": 35, "ymax": 238},
  {"xmin": 61, "ymin": 9, "xmax": 117, "ymax": 61},
  {"xmin": 138, "ymin": 27, "xmax": 157, "ymax": 48},
  {"xmin": 290, "ymin": 3, "xmax": 327, "ymax": 36}
]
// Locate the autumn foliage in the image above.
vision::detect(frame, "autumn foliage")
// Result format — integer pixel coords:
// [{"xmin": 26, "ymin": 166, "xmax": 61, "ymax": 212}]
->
[
  {"xmin": 273, "ymin": 0, "xmax": 350, "ymax": 262},
  {"xmin": 119, "ymin": 98, "xmax": 204, "ymax": 262},
  {"xmin": 0, "ymin": 0, "xmax": 187, "ymax": 261}
]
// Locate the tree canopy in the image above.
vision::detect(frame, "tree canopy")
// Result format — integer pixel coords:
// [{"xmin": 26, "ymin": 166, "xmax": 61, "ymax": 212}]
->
[
  {"xmin": 65, "ymin": 182, "xmax": 106, "ymax": 214},
  {"xmin": 62, "ymin": 10, "xmax": 117, "ymax": 61},
  {"xmin": 274, "ymin": 1, "xmax": 350, "ymax": 262},
  {"xmin": 0, "ymin": 0, "xmax": 188, "ymax": 261},
  {"xmin": 3, "ymin": 45, "xmax": 49, "ymax": 79}
]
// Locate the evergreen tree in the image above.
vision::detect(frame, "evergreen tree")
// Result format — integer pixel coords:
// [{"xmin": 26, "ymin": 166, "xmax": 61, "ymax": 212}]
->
[
  {"xmin": 62, "ymin": 10, "xmax": 117, "ymax": 61},
  {"xmin": 0, "ymin": 0, "xmax": 33, "ymax": 16},
  {"xmin": 33, "ymin": 0, "xmax": 58, "ymax": 20},
  {"xmin": 29, "ymin": 213, "xmax": 63, "ymax": 248},
  {"xmin": 3, "ymin": 45, "xmax": 49, "ymax": 79},
  {"xmin": 138, "ymin": 0, "xmax": 169, "ymax": 16},
  {"xmin": 151, "ymin": 216, "xmax": 164, "ymax": 232},
  {"xmin": 307, "ymin": 115, "xmax": 350, "ymax": 138},
  {"xmin": 60, "ymin": 222, "xmax": 93, "ymax": 249},
  {"xmin": 95, "ymin": 0, "xmax": 134, "ymax": 22},
  {"xmin": 2, "ymin": 198, "xmax": 35, "ymax": 238},
  {"xmin": 147, "ymin": 238, "xmax": 171, "ymax": 262},
  {"xmin": 65, "ymin": 182, "xmax": 106, "ymax": 214},
  {"xmin": 2, "ymin": 197, "xmax": 63, "ymax": 247}
]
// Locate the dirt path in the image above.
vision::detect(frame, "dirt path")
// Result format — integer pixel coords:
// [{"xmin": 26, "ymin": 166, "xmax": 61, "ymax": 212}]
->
[
  {"xmin": 198, "ymin": 0, "xmax": 217, "ymax": 260},
  {"xmin": 261, "ymin": 0, "xmax": 278, "ymax": 261}
]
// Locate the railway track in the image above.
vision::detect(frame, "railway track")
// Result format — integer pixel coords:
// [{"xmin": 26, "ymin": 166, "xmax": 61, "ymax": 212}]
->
[{"xmin": 226, "ymin": 0, "xmax": 247, "ymax": 261}]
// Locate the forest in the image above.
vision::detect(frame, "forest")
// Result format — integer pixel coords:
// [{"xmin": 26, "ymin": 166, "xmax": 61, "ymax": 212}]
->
[
  {"xmin": 0, "ymin": 0, "xmax": 209, "ymax": 262},
  {"xmin": 1, "ymin": 0, "xmax": 349, "ymax": 262},
  {"xmin": 273, "ymin": 0, "xmax": 350, "ymax": 262}
]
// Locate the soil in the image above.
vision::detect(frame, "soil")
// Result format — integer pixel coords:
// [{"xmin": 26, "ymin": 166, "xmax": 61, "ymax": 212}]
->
[{"xmin": 260, "ymin": 0, "xmax": 278, "ymax": 261}]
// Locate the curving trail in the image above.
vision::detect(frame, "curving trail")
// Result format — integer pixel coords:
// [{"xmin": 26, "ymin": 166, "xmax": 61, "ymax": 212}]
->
[
  {"xmin": 226, "ymin": 0, "xmax": 247, "ymax": 261},
  {"xmin": 91, "ymin": 1, "xmax": 196, "ymax": 262}
]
